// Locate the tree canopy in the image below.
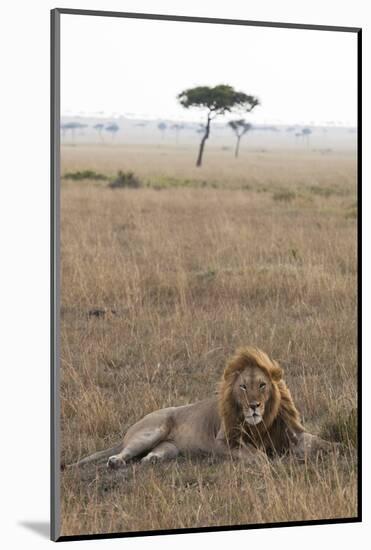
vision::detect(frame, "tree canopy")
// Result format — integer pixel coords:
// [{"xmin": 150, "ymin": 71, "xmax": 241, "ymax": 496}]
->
[{"xmin": 177, "ymin": 85, "xmax": 259, "ymax": 116}]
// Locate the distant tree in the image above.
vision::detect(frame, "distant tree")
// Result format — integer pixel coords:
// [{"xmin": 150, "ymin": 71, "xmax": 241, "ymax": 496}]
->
[
  {"xmin": 105, "ymin": 122, "xmax": 119, "ymax": 140},
  {"xmin": 302, "ymin": 127, "xmax": 312, "ymax": 147},
  {"xmin": 93, "ymin": 123, "xmax": 105, "ymax": 141},
  {"xmin": 171, "ymin": 123, "xmax": 184, "ymax": 144},
  {"xmin": 61, "ymin": 121, "xmax": 87, "ymax": 140},
  {"xmin": 228, "ymin": 119, "xmax": 252, "ymax": 158},
  {"xmin": 158, "ymin": 122, "xmax": 167, "ymax": 139},
  {"xmin": 177, "ymin": 85, "xmax": 259, "ymax": 166}
]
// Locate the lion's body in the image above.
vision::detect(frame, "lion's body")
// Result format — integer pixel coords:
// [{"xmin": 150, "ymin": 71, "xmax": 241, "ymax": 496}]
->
[
  {"xmin": 72, "ymin": 347, "xmax": 333, "ymax": 469},
  {"xmin": 126, "ymin": 398, "xmax": 222, "ymax": 455}
]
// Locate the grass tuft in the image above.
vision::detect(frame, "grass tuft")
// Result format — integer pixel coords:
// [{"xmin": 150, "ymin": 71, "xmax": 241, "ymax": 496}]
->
[{"xmin": 272, "ymin": 189, "xmax": 296, "ymax": 202}]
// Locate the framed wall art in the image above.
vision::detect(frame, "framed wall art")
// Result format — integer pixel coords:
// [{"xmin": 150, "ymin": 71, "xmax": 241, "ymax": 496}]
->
[{"xmin": 51, "ymin": 8, "xmax": 361, "ymax": 542}]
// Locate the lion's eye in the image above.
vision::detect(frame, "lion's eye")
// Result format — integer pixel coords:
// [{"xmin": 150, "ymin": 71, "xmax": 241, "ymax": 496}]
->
[
  {"xmin": 259, "ymin": 383, "xmax": 266, "ymax": 390},
  {"xmin": 240, "ymin": 384, "xmax": 247, "ymax": 391}
]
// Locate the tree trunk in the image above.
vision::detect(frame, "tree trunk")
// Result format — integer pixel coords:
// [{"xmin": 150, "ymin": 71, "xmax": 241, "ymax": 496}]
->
[
  {"xmin": 196, "ymin": 113, "xmax": 211, "ymax": 167},
  {"xmin": 235, "ymin": 135, "xmax": 241, "ymax": 158}
]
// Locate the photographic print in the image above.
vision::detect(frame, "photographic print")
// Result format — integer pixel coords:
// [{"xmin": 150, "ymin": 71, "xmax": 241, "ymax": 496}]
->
[{"xmin": 51, "ymin": 9, "xmax": 360, "ymax": 541}]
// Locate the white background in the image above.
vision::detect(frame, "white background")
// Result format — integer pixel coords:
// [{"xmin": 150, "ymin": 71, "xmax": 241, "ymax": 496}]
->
[{"xmin": 0, "ymin": 0, "xmax": 368, "ymax": 548}]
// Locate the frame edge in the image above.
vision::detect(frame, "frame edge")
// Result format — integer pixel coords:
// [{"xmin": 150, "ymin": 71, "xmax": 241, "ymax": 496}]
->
[{"xmin": 51, "ymin": 7, "xmax": 61, "ymax": 543}]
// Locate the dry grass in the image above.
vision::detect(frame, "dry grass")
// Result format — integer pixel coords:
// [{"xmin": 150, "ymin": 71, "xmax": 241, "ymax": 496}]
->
[{"xmin": 60, "ymin": 144, "xmax": 358, "ymax": 537}]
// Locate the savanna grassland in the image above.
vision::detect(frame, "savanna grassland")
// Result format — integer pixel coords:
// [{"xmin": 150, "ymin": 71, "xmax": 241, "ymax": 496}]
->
[{"xmin": 60, "ymin": 143, "xmax": 358, "ymax": 537}]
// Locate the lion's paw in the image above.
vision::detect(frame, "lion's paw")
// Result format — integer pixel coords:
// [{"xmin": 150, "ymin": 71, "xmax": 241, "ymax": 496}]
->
[
  {"xmin": 107, "ymin": 455, "xmax": 126, "ymax": 470},
  {"xmin": 141, "ymin": 453, "xmax": 160, "ymax": 465}
]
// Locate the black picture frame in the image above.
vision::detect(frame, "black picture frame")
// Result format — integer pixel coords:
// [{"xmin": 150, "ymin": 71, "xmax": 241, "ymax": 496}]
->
[{"xmin": 51, "ymin": 8, "xmax": 362, "ymax": 542}]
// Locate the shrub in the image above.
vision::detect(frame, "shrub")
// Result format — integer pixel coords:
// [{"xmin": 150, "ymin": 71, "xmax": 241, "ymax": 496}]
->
[
  {"xmin": 63, "ymin": 170, "xmax": 108, "ymax": 181},
  {"xmin": 272, "ymin": 189, "xmax": 296, "ymax": 202},
  {"xmin": 109, "ymin": 171, "xmax": 141, "ymax": 189}
]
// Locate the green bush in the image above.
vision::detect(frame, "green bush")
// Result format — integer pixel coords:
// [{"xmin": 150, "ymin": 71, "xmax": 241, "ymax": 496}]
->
[
  {"xmin": 63, "ymin": 170, "xmax": 108, "ymax": 181},
  {"xmin": 109, "ymin": 171, "xmax": 141, "ymax": 189}
]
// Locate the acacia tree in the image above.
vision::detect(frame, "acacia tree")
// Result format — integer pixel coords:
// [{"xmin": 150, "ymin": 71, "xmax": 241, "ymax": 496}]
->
[
  {"xmin": 105, "ymin": 122, "xmax": 120, "ymax": 140},
  {"xmin": 177, "ymin": 85, "xmax": 259, "ymax": 166},
  {"xmin": 93, "ymin": 123, "xmax": 105, "ymax": 141},
  {"xmin": 228, "ymin": 119, "xmax": 252, "ymax": 158},
  {"xmin": 61, "ymin": 121, "xmax": 86, "ymax": 140},
  {"xmin": 302, "ymin": 127, "xmax": 312, "ymax": 147},
  {"xmin": 158, "ymin": 122, "xmax": 167, "ymax": 139}
]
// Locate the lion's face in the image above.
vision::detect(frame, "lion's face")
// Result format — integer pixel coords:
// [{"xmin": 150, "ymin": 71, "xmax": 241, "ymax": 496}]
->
[{"xmin": 232, "ymin": 366, "xmax": 272, "ymax": 426}]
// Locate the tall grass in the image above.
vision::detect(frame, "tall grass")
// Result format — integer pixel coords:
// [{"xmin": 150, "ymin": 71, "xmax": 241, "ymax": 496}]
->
[{"xmin": 60, "ymin": 145, "xmax": 357, "ymax": 536}]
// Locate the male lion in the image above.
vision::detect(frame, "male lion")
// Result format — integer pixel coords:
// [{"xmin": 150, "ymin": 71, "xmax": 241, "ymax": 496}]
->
[{"xmin": 71, "ymin": 347, "xmax": 333, "ymax": 469}]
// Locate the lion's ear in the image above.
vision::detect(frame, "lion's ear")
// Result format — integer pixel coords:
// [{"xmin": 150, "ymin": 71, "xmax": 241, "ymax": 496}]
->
[{"xmin": 271, "ymin": 361, "xmax": 283, "ymax": 382}]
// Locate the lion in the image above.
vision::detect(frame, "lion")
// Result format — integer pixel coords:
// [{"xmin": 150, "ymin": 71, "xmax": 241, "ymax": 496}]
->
[{"xmin": 70, "ymin": 347, "xmax": 334, "ymax": 469}]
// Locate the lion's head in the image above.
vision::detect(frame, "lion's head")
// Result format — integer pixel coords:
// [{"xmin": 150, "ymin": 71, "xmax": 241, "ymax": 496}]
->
[{"xmin": 219, "ymin": 347, "xmax": 304, "ymax": 451}]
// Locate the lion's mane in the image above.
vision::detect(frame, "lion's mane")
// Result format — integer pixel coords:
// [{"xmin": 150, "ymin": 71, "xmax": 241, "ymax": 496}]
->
[{"xmin": 219, "ymin": 347, "xmax": 304, "ymax": 454}]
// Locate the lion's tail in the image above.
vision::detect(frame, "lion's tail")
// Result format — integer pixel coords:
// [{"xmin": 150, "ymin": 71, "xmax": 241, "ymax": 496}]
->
[{"xmin": 64, "ymin": 442, "xmax": 124, "ymax": 469}]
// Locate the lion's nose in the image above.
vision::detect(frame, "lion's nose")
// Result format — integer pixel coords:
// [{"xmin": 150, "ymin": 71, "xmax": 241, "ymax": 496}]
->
[{"xmin": 250, "ymin": 402, "xmax": 261, "ymax": 411}]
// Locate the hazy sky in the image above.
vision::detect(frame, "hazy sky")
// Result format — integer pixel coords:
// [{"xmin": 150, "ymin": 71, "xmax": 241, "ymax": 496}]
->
[{"xmin": 61, "ymin": 14, "xmax": 357, "ymax": 126}]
